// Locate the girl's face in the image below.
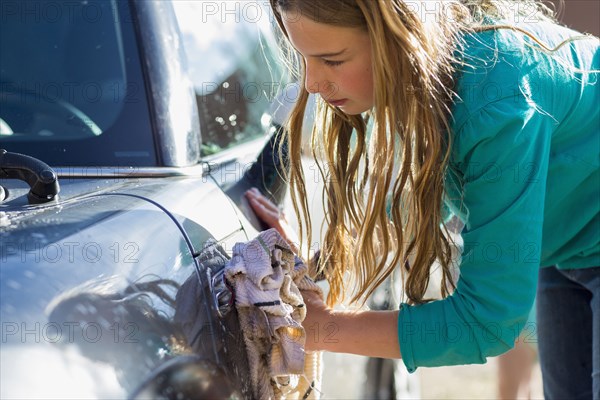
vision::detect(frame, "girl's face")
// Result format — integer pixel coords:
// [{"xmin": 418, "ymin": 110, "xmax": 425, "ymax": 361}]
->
[{"xmin": 281, "ymin": 13, "xmax": 374, "ymax": 115}]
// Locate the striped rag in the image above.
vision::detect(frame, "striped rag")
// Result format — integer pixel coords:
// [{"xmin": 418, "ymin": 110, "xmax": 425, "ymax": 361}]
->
[{"xmin": 224, "ymin": 228, "xmax": 324, "ymax": 399}]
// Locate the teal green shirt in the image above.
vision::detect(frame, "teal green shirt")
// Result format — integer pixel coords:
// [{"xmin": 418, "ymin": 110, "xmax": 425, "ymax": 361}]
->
[{"xmin": 399, "ymin": 22, "xmax": 599, "ymax": 372}]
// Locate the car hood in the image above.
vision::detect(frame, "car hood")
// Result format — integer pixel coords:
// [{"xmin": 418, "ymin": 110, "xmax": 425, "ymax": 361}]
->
[
  {"xmin": 1, "ymin": 175, "xmax": 245, "ymax": 256},
  {"xmin": 2, "ymin": 178, "xmax": 144, "ymax": 241}
]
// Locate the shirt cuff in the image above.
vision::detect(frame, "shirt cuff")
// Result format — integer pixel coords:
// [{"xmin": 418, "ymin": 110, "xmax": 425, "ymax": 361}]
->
[{"xmin": 398, "ymin": 303, "xmax": 417, "ymax": 373}]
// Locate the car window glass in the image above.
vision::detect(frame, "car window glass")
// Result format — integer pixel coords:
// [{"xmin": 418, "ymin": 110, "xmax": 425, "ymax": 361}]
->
[
  {"xmin": 0, "ymin": 0, "xmax": 155, "ymax": 166},
  {"xmin": 172, "ymin": 1, "xmax": 285, "ymax": 156},
  {"xmin": 0, "ymin": 1, "xmax": 125, "ymax": 139}
]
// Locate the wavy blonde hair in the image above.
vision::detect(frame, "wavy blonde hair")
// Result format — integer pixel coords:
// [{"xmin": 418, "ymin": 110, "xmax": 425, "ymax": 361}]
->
[{"xmin": 269, "ymin": 0, "xmax": 560, "ymax": 306}]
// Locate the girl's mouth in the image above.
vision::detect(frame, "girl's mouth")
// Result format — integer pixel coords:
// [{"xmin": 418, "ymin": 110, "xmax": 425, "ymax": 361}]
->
[{"xmin": 327, "ymin": 98, "xmax": 348, "ymax": 107}]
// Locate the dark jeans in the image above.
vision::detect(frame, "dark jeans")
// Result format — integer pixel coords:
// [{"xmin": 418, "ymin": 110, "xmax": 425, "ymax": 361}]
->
[{"xmin": 537, "ymin": 265, "xmax": 600, "ymax": 399}]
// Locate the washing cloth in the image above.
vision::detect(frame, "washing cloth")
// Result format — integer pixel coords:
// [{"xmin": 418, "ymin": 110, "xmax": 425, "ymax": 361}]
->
[{"xmin": 224, "ymin": 228, "xmax": 324, "ymax": 399}]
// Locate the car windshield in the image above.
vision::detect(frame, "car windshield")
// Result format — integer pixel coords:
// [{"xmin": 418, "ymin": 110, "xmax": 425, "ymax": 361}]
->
[{"xmin": 0, "ymin": 0, "xmax": 156, "ymax": 166}]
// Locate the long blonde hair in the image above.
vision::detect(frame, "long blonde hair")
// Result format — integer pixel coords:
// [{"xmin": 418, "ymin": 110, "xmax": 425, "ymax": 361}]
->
[{"xmin": 269, "ymin": 0, "xmax": 559, "ymax": 306}]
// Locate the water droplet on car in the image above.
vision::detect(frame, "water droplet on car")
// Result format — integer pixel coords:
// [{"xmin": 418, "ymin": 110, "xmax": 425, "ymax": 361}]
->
[
  {"xmin": 157, "ymin": 348, "xmax": 168, "ymax": 359},
  {"xmin": 0, "ymin": 212, "xmax": 10, "ymax": 228}
]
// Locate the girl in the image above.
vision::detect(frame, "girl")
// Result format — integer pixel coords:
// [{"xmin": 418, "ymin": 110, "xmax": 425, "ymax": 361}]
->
[{"xmin": 245, "ymin": 0, "xmax": 599, "ymax": 398}]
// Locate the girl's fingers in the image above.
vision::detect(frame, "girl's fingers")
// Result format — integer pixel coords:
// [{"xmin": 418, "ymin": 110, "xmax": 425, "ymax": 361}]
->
[
  {"xmin": 250, "ymin": 190, "xmax": 278, "ymax": 211},
  {"xmin": 248, "ymin": 197, "xmax": 278, "ymax": 220},
  {"xmin": 245, "ymin": 188, "xmax": 300, "ymax": 252},
  {"xmin": 245, "ymin": 189, "xmax": 280, "ymax": 214},
  {"xmin": 248, "ymin": 203, "xmax": 284, "ymax": 232}
]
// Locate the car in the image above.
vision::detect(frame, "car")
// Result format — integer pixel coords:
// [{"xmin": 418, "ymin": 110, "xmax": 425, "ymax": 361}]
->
[
  {"xmin": 0, "ymin": 0, "xmax": 289, "ymax": 398},
  {"xmin": 0, "ymin": 1, "xmax": 420, "ymax": 398}
]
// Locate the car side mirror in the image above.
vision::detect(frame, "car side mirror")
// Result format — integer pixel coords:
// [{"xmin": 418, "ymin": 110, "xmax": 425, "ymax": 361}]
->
[{"xmin": 0, "ymin": 149, "xmax": 59, "ymax": 204}]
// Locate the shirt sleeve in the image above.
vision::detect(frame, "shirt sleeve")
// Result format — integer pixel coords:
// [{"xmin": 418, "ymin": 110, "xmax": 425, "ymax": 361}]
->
[{"xmin": 398, "ymin": 96, "xmax": 553, "ymax": 372}]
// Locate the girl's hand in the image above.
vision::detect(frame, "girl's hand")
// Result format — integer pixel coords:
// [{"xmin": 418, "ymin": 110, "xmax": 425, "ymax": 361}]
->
[
  {"xmin": 301, "ymin": 291, "xmax": 402, "ymax": 358},
  {"xmin": 300, "ymin": 290, "xmax": 332, "ymax": 352},
  {"xmin": 244, "ymin": 188, "xmax": 300, "ymax": 253}
]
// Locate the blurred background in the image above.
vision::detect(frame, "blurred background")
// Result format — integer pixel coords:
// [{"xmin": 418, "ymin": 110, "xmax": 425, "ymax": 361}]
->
[{"xmin": 548, "ymin": 0, "xmax": 599, "ymax": 37}]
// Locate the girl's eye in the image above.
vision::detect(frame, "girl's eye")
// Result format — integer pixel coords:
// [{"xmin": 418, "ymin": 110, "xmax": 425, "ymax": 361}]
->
[{"xmin": 323, "ymin": 59, "xmax": 344, "ymax": 67}]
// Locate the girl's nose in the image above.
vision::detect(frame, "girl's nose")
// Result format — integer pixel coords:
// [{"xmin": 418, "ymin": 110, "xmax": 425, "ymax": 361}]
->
[{"xmin": 304, "ymin": 61, "xmax": 325, "ymax": 94}]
